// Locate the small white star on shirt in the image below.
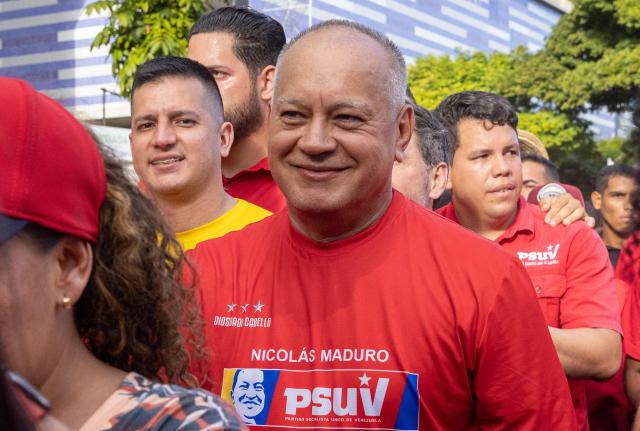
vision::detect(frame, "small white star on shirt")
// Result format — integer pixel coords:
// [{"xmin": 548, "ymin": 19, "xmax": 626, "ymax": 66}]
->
[
  {"xmin": 359, "ymin": 373, "xmax": 371, "ymax": 386},
  {"xmin": 254, "ymin": 300, "xmax": 265, "ymax": 313}
]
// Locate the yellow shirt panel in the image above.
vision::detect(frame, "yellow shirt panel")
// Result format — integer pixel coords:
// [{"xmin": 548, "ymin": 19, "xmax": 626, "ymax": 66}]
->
[{"xmin": 176, "ymin": 199, "xmax": 272, "ymax": 251}]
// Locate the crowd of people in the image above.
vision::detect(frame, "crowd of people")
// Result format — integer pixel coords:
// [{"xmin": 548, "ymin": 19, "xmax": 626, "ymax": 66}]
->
[{"xmin": 1, "ymin": 6, "xmax": 638, "ymax": 431}]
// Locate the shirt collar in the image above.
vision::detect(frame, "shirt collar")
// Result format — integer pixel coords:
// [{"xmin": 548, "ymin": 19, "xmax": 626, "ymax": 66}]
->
[
  {"xmin": 495, "ymin": 196, "xmax": 535, "ymax": 243},
  {"xmin": 439, "ymin": 196, "xmax": 534, "ymax": 243},
  {"xmin": 223, "ymin": 157, "xmax": 271, "ymax": 181}
]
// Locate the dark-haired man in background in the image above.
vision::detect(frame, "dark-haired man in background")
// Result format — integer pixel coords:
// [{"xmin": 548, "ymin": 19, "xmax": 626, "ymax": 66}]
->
[
  {"xmin": 591, "ymin": 164, "xmax": 638, "ymax": 268},
  {"xmin": 521, "ymin": 153, "xmax": 560, "ymax": 198},
  {"xmin": 188, "ymin": 7, "xmax": 287, "ymax": 212},
  {"xmin": 435, "ymin": 90, "xmax": 622, "ymax": 431},
  {"xmin": 392, "ymin": 102, "xmax": 450, "ymax": 210}
]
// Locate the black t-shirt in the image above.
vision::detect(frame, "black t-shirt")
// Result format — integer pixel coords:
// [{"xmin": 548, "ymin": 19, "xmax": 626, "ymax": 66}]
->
[{"xmin": 607, "ymin": 246, "xmax": 621, "ymax": 269}]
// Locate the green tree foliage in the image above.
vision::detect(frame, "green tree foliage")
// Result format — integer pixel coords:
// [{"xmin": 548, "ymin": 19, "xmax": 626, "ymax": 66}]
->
[
  {"xmin": 509, "ymin": 0, "xmax": 640, "ymax": 160},
  {"xmin": 409, "ymin": 0, "xmax": 640, "ymax": 192},
  {"xmin": 86, "ymin": 0, "xmax": 231, "ymax": 98},
  {"xmin": 407, "ymin": 51, "xmax": 602, "ymax": 192}
]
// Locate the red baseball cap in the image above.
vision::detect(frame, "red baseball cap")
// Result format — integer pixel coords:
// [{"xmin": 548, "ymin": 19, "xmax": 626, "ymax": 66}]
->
[{"xmin": 0, "ymin": 78, "xmax": 106, "ymax": 244}]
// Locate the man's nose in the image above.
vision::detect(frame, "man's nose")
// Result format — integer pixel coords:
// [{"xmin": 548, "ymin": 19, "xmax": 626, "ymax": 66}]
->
[
  {"xmin": 153, "ymin": 121, "xmax": 177, "ymax": 149},
  {"xmin": 297, "ymin": 117, "xmax": 337, "ymax": 155},
  {"xmin": 246, "ymin": 385, "xmax": 258, "ymax": 397},
  {"xmin": 492, "ymin": 155, "xmax": 512, "ymax": 176}
]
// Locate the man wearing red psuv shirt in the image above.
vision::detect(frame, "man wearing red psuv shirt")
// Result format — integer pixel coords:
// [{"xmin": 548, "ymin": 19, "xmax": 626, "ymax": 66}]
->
[
  {"xmin": 435, "ymin": 90, "xmax": 622, "ymax": 431},
  {"xmin": 188, "ymin": 21, "xmax": 576, "ymax": 430}
]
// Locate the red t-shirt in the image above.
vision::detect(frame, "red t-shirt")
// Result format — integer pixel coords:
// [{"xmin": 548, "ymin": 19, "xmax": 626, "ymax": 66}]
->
[
  {"xmin": 222, "ymin": 157, "xmax": 286, "ymax": 213},
  {"xmin": 617, "ymin": 231, "xmax": 640, "ymax": 288},
  {"xmin": 585, "ymin": 278, "xmax": 633, "ymax": 431},
  {"xmin": 622, "ymin": 240, "xmax": 640, "ymax": 360},
  {"xmin": 188, "ymin": 192, "xmax": 576, "ymax": 430},
  {"xmin": 438, "ymin": 197, "xmax": 621, "ymax": 431}
]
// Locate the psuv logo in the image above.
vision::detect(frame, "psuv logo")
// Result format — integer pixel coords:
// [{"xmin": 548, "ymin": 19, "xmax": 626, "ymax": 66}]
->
[
  {"xmin": 283, "ymin": 373, "xmax": 388, "ymax": 416},
  {"xmin": 517, "ymin": 244, "xmax": 560, "ymax": 267},
  {"xmin": 221, "ymin": 368, "xmax": 419, "ymax": 430}
]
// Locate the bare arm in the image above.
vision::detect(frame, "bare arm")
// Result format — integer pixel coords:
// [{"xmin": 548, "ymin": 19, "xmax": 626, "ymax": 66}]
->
[
  {"xmin": 632, "ymin": 408, "xmax": 640, "ymax": 431},
  {"xmin": 548, "ymin": 327, "xmax": 621, "ymax": 379},
  {"xmin": 626, "ymin": 357, "xmax": 640, "ymax": 407}
]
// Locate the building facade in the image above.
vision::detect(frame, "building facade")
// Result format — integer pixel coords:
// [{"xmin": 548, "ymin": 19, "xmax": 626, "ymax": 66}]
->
[{"xmin": 0, "ymin": 0, "xmax": 617, "ymax": 138}]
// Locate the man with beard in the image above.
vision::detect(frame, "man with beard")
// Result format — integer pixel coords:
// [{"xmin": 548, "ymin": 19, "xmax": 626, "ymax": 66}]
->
[
  {"xmin": 188, "ymin": 7, "xmax": 286, "ymax": 212},
  {"xmin": 435, "ymin": 90, "xmax": 622, "ymax": 431},
  {"xmin": 188, "ymin": 20, "xmax": 577, "ymax": 429}
]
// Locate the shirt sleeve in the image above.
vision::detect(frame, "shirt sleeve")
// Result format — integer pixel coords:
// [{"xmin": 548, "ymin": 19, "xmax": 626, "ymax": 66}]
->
[
  {"xmin": 623, "ymin": 277, "xmax": 640, "ymax": 360},
  {"xmin": 137, "ymin": 390, "xmax": 246, "ymax": 431},
  {"xmin": 561, "ymin": 226, "xmax": 621, "ymax": 332},
  {"xmin": 474, "ymin": 258, "xmax": 577, "ymax": 430},
  {"xmin": 616, "ymin": 233, "xmax": 640, "ymax": 286}
]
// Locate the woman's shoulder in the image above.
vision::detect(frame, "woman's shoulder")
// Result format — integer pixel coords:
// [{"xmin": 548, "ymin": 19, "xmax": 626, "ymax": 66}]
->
[{"xmin": 81, "ymin": 373, "xmax": 245, "ymax": 431}]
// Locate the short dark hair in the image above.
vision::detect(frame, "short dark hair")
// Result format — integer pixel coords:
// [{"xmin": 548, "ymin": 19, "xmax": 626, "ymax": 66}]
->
[
  {"xmin": 188, "ymin": 7, "xmax": 285, "ymax": 77},
  {"xmin": 131, "ymin": 56, "xmax": 223, "ymax": 119},
  {"xmin": 413, "ymin": 104, "xmax": 452, "ymax": 167},
  {"xmin": 434, "ymin": 91, "xmax": 519, "ymax": 151},
  {"xmin": 595, "ymin": 164, "xmax": 637, "ymax": 193},
  {"xmin": 521, "ymin": 153, "xmax": 560, "ymax": 182}
]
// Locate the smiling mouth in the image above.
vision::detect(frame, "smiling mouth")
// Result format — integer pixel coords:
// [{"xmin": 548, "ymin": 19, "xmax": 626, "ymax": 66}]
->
[
  {"xmin": 489, "ymin": 185, "xmax": 515, "ymax": 194},
  {"xmin": 150, "ymin": 156, "xmax": 184, "ymax": 165}
]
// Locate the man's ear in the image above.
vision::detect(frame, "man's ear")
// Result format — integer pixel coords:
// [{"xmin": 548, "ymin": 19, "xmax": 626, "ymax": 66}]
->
[
  {"xmin": 429, "ymin": 162, "xmax": 449, "ymax": 201},
  {"xmin": 219, "ymin": 121, "xmax": 234, "ymax": 159},
  {"xmin": 258, "ymin": 65, "xmax": 276, "ymax": 102},
  {"xmin": 394, "ymin": 104, "xmax": 414, "ymax": 163},
  {"xmin": 591, "ymin": 191, "xmax": 602, "ymax": 210},
  {"xmin": 53, "ymin": 237, "xmax": 93, "ymax": 309}
]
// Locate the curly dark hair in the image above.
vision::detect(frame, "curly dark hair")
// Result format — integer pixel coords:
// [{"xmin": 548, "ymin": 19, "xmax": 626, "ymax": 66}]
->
[{"xmin": 22, "ymin": 142, "xmax": 207, "ymax": 387}]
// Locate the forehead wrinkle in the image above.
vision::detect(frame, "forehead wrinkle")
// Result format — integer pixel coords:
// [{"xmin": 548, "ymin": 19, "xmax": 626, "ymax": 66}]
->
[{"xmin": 274, "ymin": 29, "xmax": 397, "ymax": 106}]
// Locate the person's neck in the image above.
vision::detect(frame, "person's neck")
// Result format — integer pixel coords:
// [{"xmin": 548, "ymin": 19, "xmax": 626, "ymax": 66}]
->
[
  {"xmin": 221, "ymin": 124, "xmax": 269, "ymax": 179},
  {"xmin": 602, "ymin": 224, "xmax": 626, "ymax": 250},
  {"xmin": 289, "ymin": 191, "xmax": 393, "ymax": 243},
  {"xmin": 154, "ymin": 186, "xmax": 236, "ymax": 234},
  {"xmin": 40, "ymin": 324, "xmax": 126, "ymax": 430},
  {"xmin": 222, "ymin": 120, "xmax": 269, "ymax": 178},
  {"xmin": 454, "ymin": 201, "xmax": 517, "ymax": 241}
]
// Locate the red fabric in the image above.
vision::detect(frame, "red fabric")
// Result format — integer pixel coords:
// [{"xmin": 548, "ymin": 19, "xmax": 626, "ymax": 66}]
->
[
  {"xmin": 585, "ymin": 279, "xmax": 633, "ymax": 431},
  {"xmin": 222, "ymin": 157, "xmax": 286, "ymax": 213},
  {"xmin": 623, "ymin": 260, "xmax": 640, "ymax": 361},
  {"xmin": 0, "ymin": 77, "xmax": 106, "ymax": 242},
  {"xmin": 189, "ymin": 192, "xmax": 576, "ymax": 430},
  {"xmin": 617, "ymin": 231, "xmax": 640, "ymax": 288},
  {"xmin": 438, "ymin": 197, "xmax": 621, "ymax": 431}
]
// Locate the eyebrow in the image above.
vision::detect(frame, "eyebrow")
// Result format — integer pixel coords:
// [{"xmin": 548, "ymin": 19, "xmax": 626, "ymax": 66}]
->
[
  {"xmin": 206, "ymin": 65, "xmax": 228, "ymax": 72},
  {"xmin": 276, "ymin": 98, "xmax": 373, "ymax": 116},
  {"xmin": 133, "ymin": 110, "xmax": 200, "ymax": 123},
  {"xmin": 168, "ymin": 110, "xmax": 200, "ymax": 119}
]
